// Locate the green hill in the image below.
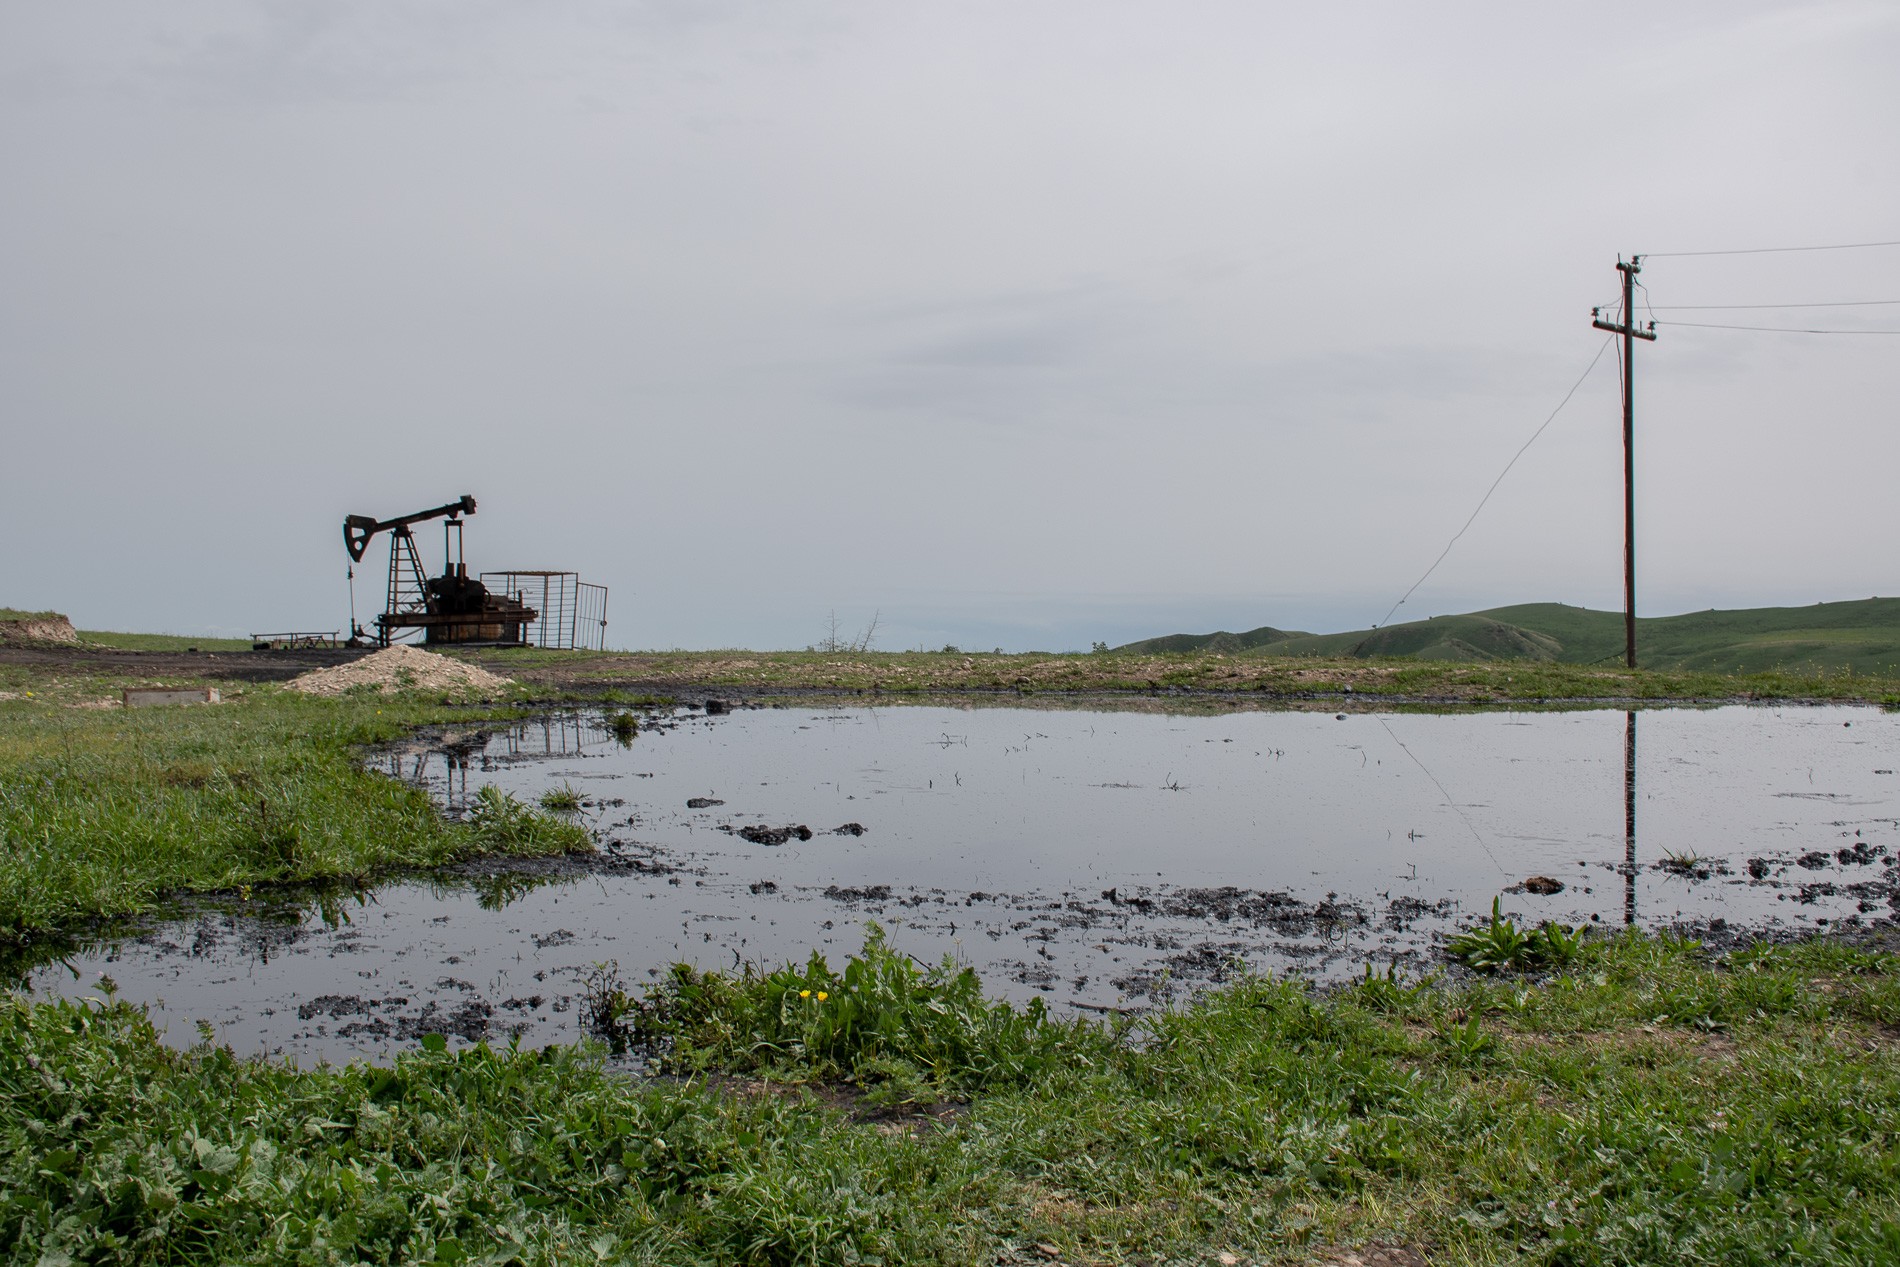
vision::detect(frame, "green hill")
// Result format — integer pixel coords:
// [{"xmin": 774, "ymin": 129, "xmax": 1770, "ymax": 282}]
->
[
  {"xmin": 1121, "ymin": 625, "xmax": 1310, "ymax": 655},
  {"xmin": 1118, "ymin": 598, "xmax": 1900, "ymax": 675}
]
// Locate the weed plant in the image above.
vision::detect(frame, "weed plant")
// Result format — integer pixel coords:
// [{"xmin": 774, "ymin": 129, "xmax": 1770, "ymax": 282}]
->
[{"xmin": 1448, "ymin": 898, "xmax": 1587, "ymax": 972}]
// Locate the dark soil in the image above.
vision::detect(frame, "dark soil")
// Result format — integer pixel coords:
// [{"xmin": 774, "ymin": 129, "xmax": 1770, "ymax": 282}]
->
[{"xmin": 0, "ymin": 644, "xmax": 370, "ymax": 683}]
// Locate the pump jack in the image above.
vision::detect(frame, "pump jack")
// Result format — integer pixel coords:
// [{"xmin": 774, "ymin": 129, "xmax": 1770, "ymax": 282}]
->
[{"xmin": 341, "ymin": 495, "xmax": 536, "ymax": 646}]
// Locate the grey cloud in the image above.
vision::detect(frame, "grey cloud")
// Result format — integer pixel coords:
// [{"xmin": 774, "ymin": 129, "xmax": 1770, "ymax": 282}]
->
[{"xmin": 2, "ymin": 2, "xmax": 1897, "ymax": 650}]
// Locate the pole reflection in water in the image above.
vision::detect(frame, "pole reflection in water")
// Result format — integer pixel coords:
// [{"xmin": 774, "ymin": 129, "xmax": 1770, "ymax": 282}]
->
[
  {"xmin": 442, "ymin": 751, "xmax": 469, "ymax": 813},
  {"xmin": 1624, "ymin": 709, "xmax": 1637, "ymax": 925},
  {"xmin": 383, "ymin": 751, "xmax": 473, "ymax": 812}
]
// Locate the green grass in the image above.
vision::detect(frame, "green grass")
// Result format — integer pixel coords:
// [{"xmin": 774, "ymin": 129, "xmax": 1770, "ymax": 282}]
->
[
  {"xmin": 1121, "ymin": 597, "xmax": 1900, "ymax": 677},
  {"xmin": 537, "ymin": 783, "xmax": 585, "ymax": 813},
  {"xmin": 0, "ymin": 610, "xmax": 63, "ymax": 623},
  {"xmin": 5, "ymin": 930, "xmax": 1899, "ymax": 1264},
  {"xmin": 0, "ymin": 690, "xmax": 589, "ymax": 944},
  {"xmin": 613, "ymin": 924, "xmax": 1100, "ymax": 1101}
]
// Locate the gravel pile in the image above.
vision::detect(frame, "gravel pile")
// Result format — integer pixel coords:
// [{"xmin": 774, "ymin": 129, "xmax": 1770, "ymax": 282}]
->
[{"xmin": 285, "ymin": 645, "xmax": 513, "ymax": 698}]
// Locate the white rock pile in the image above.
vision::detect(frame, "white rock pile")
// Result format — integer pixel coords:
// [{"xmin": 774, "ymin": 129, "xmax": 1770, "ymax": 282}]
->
[{"xmin": 285, "ymin": 644, "xmax": 513, "ymax": 697}]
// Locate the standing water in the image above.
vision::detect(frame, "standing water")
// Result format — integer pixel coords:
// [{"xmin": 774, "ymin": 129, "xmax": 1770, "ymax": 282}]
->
[{"xmin": 31, "ymin": 702, "xmax": 1899, "ymax": 1063}]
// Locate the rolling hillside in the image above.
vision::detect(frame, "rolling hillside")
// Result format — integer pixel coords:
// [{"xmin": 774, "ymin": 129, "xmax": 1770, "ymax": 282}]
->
[
  {"xmin": 1117, "ymin": 625, "xmax": 1310, "ymax": 654},
  {"xmin": 1118, "ymin": 598, "xmax": 1900, "ymax": 675}
]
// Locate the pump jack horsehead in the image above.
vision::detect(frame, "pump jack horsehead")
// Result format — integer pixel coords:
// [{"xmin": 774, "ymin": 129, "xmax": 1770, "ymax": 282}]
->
[{"xmin": 341, "ymin": 495, "xmax": 538, "ymax": 647}]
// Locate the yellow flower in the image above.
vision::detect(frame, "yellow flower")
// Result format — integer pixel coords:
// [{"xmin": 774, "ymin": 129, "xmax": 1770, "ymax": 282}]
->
[
  {"xmin": 817, "ymin": 991, "xmax": 829, "ymax": 1001},
  {"xmin": 799, "ymin": 989, "xmax": 811, "ymax": 998}
]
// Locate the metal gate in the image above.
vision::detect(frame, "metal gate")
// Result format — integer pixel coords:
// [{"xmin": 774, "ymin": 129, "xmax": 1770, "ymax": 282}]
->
[{"xmin": 478, "ymin": 571, "xmax": 610, "ymax": 650}]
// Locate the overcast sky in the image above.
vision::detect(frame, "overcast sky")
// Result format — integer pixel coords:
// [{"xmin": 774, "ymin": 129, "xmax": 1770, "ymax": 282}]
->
[{"xmin": 3, "ymin": 2, "xmax": 1896, "ymax": 650}]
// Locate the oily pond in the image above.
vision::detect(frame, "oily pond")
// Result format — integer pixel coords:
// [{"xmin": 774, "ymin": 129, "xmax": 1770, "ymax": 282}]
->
[{"xmin": 31, "ymin": 700, "xmax": 1900, "ymax": 1064}]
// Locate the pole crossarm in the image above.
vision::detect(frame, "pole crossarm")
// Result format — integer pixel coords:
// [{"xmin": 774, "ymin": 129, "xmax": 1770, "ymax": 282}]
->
[{"xmin": 1592, "ymin": 317, "xmax": 1658, "ymax": 341}]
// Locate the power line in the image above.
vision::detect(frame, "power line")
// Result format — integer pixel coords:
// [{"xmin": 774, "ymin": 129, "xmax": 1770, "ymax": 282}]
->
[
  {"xmin": 1634, "ymin": 278, "xmax": 1658, "ymax": 328},
  {"xmin": 1652, "ymin": 319, "xmax": 1900, "ymax": 334},
  {"xmin": 1645, "ymin": 239, "xmax": 1900, "ymax": 258},
  {"xmin": 1372, "ymin": 335, "xmax": 1615, "ymax": 632},
  {"xmin": 1648, "ymin": 299, "xmax": 1900, "ymax": 310},
  {"xmin": 1376, "ymin": 717, "xmax": 1508, "ymax": 878}
]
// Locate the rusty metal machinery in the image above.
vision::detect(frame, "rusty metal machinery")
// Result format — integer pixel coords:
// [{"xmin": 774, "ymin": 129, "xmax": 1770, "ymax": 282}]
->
[{"xmin": 341, "ymin": 495, "xmax": 538, "ymax": 647}]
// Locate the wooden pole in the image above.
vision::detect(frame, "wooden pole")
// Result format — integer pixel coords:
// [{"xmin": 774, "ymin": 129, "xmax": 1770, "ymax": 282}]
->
[{"xmin": 1592, "ymin": 258, "xmax": 1657, "ymax": 669}]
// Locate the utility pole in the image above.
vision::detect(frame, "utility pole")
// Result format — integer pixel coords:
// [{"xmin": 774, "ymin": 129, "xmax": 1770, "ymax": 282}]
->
[{"xmin": 1593, "ymin": 257, "xmax": 1657, "ymax": 669}]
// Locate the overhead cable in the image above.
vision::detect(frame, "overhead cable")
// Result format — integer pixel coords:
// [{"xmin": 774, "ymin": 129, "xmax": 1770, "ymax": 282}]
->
[
  {"xmin": 1651, "ymin": 320, "xmax": 1900, "ymax": 334},
  {"xmin": 1648, "ymin": 299, "xmax": 1900, "ymax": 310},
  {"xmin": 1645, "ymin": 239, "xmax": 1900, "ymax": 258},
  {"xmin": 1377, "ymin": 717, "xmax": 1509, "ymax": 877},
  {"xmin": 1371, "ymin": 335, "xmax": 1615, "ymax": 633}
]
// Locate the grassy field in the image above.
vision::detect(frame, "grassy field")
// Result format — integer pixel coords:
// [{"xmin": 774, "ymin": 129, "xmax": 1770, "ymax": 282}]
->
[
  {"xmin": 0, "ymin": 688, "xmax": 587, "ymax": 946},
  {"xmin": 3, "ymin": 643, "xmax": 1899, "ymax": 1262},
  {"xmin": 4, "ymin": 929, "xmax": 1898, "ymax": 1265},
  {"xmin": 1120, "ymin": 598, "xmax": 1900, "ymax": 677}
]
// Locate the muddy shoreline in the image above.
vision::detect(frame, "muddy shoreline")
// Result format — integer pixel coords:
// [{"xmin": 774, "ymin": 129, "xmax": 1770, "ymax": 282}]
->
[{"xmin": 21, "ymin": 840, "xmax": 1900, "ymax": 1059}]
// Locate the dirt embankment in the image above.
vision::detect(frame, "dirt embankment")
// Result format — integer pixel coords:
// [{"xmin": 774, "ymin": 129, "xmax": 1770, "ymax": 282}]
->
[{"xmin": 0, "ymin": 614, "xmax": 78, "ymax": 645}]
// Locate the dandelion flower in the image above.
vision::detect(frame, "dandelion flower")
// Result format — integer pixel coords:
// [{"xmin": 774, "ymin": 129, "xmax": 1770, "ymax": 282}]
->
[
  {"xmin": 799, "ymin": 989, "xmax": 811, "ymax": 998},
  {"xmin": 817, "ymin": 991, "xmax": 829, "ymax": 1001}
]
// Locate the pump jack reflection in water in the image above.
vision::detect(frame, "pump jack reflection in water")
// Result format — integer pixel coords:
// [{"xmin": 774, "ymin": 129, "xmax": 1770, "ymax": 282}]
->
[
  {"xmin": 383, "ymin": 716, "xmax": 617, "ymax": 815},
  {"xmin": 384, "ymin": 748, "xmax": 475, "ymax": 814}
]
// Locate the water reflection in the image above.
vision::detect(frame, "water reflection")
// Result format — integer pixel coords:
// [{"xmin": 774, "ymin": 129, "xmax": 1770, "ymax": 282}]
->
[
  {"xmin": 383, "ymin": 715, "xmax": 623, "ymax": 814},
  {"xmin": 1626, "ymin": 710, "xmax": 1637, "ymax": 926},
  {"xmin": 26, "ymin": 703, "xmax": 1900, "ymax": 1064},
  {"xmin": 491, "ymin": 714, "xmax": 618, "ymax": 761}
]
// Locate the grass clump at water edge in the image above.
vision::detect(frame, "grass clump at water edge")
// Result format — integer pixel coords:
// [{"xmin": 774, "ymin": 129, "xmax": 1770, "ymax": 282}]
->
[
  {"xmin": 0, "ymin": 690, "xmax": 590, "ymax": 944},
  {"xmin": 598, "ymin": 923, "xmax": 1109, "ymax": 1103},
  {"xmin": 1446, "ymin": 897, "xmax": 1588, "ymax": 973}
]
